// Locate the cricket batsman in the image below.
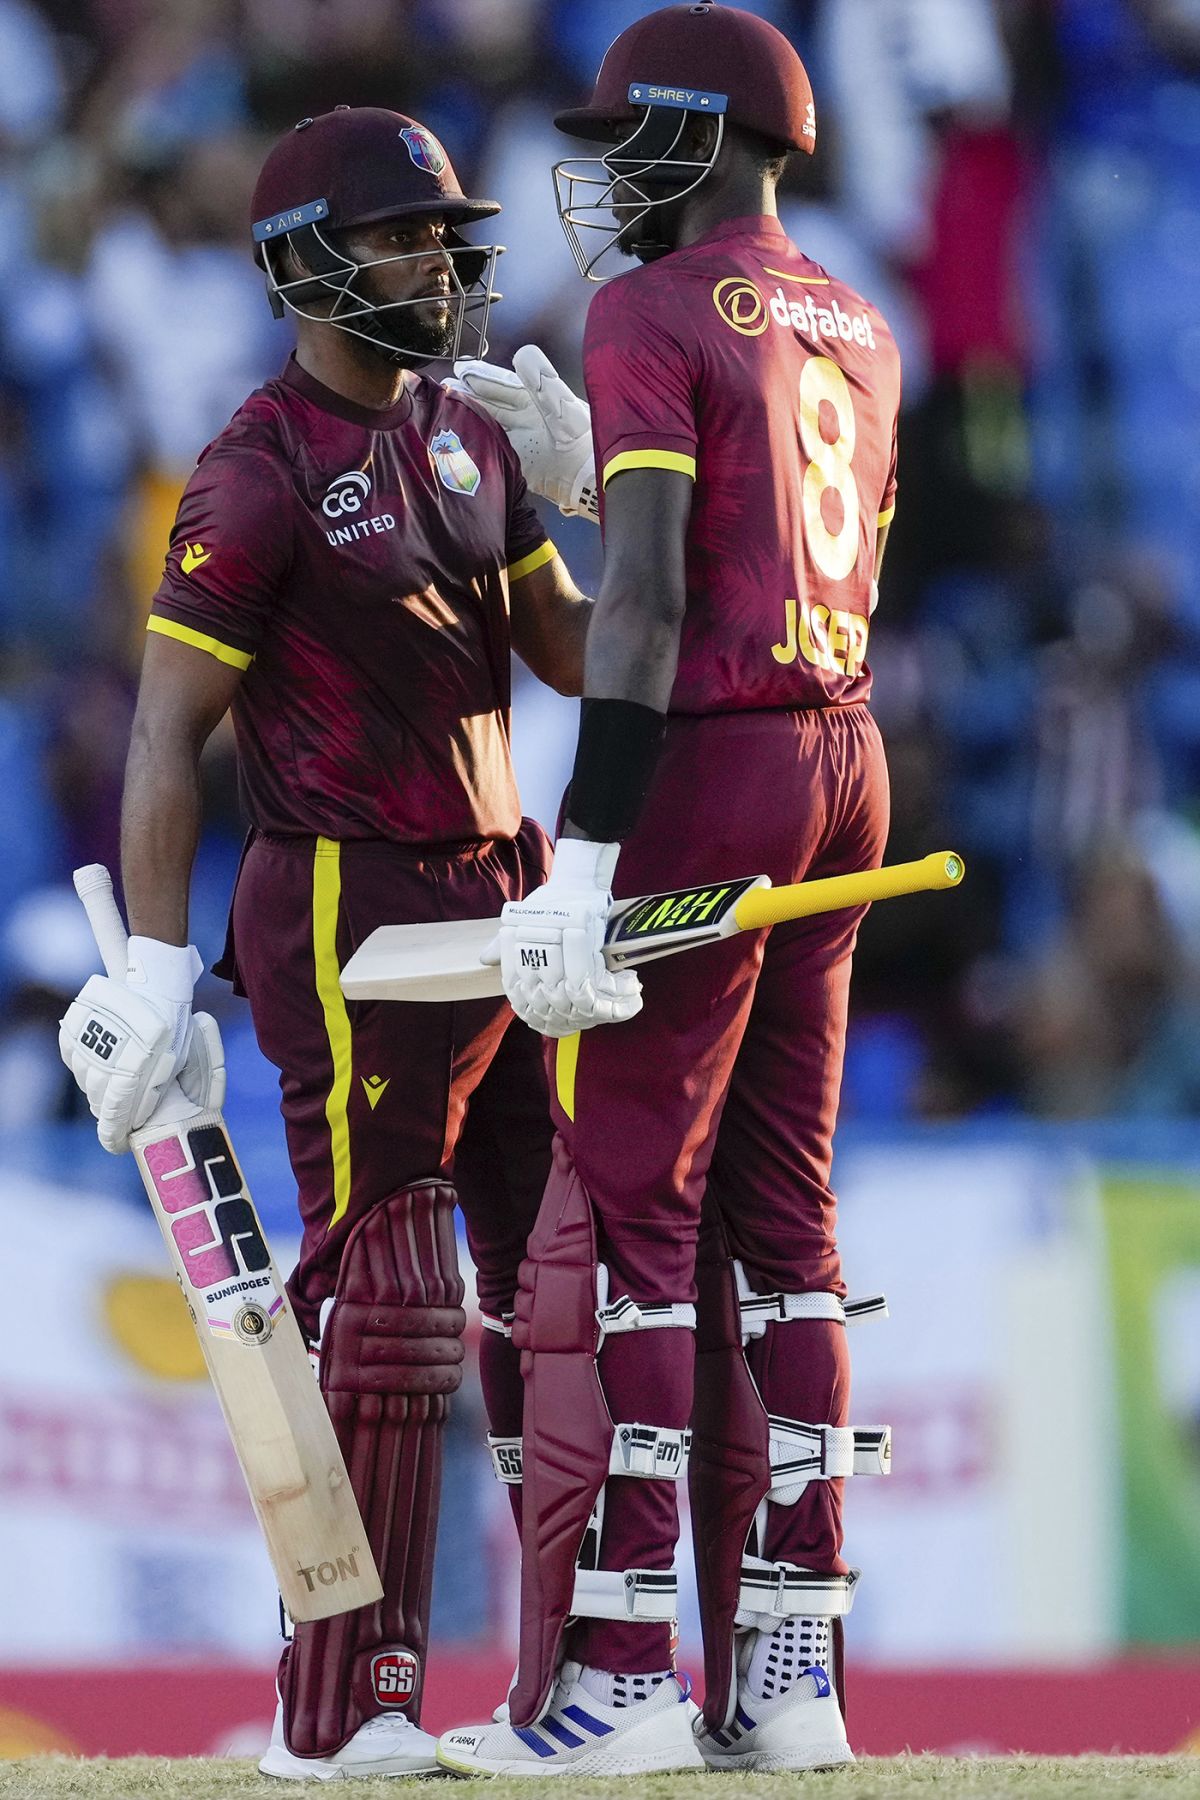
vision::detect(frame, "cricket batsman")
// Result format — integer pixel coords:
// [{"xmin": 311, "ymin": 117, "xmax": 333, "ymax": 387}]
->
[
  {"xmin": 439, "ymin": 4, "xmax": 900, "ymax": 1773},
  {"xmin": 57, "ymin": 107, "xmax": 592, "ymax": 1779}
]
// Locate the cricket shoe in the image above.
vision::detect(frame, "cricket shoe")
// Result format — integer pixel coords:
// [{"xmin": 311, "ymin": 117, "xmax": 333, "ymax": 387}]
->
[
  {"xmin": 259, "ymin": 1700, "xmax": 443, "ymax": 1779},
  {"xmin": 694, "ymin": 1618, "xmax": 853, "ymax": 1772},
  {"xmin": 436, "ymin": 1660, "xmax": 703, "ymax": 1775}
]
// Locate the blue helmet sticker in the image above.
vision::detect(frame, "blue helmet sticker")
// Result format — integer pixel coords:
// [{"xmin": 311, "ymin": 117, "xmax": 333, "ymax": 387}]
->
[{"xmin": 626, "ymin": 83, "xmax": 728, "ymax": 113}]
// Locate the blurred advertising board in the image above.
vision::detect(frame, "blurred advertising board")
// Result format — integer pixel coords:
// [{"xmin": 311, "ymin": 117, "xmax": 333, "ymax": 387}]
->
[
  {"xmin": 2, "ymin": 1125, "xmax": 1199, "ymax": 1755},
  {"xmin": 1102, "ymin": 1167, "xmax": 1200, "ymax": 1644}
]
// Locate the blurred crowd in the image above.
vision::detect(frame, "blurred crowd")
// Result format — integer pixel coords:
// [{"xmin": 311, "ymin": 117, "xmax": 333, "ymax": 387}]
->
[{"xmin": 2, "ymin": 0, "xmax": 1200, "ymax": 1125}]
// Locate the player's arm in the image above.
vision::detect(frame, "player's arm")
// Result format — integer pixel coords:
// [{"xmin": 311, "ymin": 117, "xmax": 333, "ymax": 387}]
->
[
  {"xmin": 60, "ymin": 441, "xmax": 284, "ymax": 1151},
  {"xmin": 509, "ymin": 550, "xmax": 592, "ymax": 696},
  {"xmin": 569, "ymin": 467, "xmax": 690, "ymax": 725},
  {"xmin": 121, "ymin": 634, "xmax": 244, "ymax": 943},
  {"xmin": 58, "ymin": 635, "xmax": 238, "ymax": 1154}
]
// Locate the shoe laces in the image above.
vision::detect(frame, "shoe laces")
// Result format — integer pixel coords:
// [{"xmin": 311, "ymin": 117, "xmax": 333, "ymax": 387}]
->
[{"xmin": 359, "ymin": 1712, "xmax": 418, "ymax": 1739}]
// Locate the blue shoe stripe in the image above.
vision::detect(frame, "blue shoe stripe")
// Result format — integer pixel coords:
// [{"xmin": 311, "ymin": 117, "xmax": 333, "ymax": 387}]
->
[
  {"xmin": 735, "ymin": 1704, "xmax": 757, "ymax": 1731},
  {"xmin": 711, "ymin": 1730, "xmax": 733, "ymax": 1748},
  {"xmin": 541, "ymin": 1717, "xmax": 585, "ymax": 1749},
  {"xmin": 513, "ymin": 1728, "xmax": 556, "ymax": 1758},
  {"xmin": 561, "ymin": 1705, "xmax": 613, "ymax": 1737}
]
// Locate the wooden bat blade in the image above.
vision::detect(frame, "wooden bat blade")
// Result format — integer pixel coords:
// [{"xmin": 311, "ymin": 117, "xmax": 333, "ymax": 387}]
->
[
  {"xmin": 341, "ymin": 917, "xmax": 505, "ymax": 1002},
  {"xmin": 72, "ymin": 864, "xmax": 382, "ymax": 1622},
  {"xmin": 131, "ymin": 1103, "xmax": 384, "ymax": 1622},
  {"xmin": 338, "ymin": 852, "xmax": 965, "ymax": 1004}
]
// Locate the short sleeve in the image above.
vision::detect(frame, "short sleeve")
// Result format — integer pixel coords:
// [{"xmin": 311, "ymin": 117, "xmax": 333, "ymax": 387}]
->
[
  {"xmin": 148, "ymin": 441, "xmax": 294, "ymax": 669},
  {"xmin": 504, "ymin": 462, "xmax": 555, "ymax": 582},
  {"xmin": 583, "ymin": 279, "xmax": 698, "ymax": 492},
  {"xmin": 878, "ymin": 411, "xmax": 898, "ymax": 530}
]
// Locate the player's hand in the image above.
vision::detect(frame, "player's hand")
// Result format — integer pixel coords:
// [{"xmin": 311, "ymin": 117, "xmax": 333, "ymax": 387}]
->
[
  {"xmin": 483, "ymin": 839, "xmax": 643, "ymax": 1037},
  {"xmin": 451, "ymin": 345, "xmax": 599, "ymax": 523},
  {"xmin": 59, "ymin": 936, "xmax": 203, "ymax": 1153}
]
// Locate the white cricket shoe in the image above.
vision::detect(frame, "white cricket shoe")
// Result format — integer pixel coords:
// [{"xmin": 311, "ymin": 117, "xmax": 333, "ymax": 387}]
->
[
  {"xmin": 437, "ymin": 1660, "xmax": 703, "ymax": 1776},
  {"xmin": 694, "ymin": 1618, "xmax": 853, "ymax": 1772},
  {"xmin": 259, "ymin": 1699, "xmax": 442, "ymax": 1779}
]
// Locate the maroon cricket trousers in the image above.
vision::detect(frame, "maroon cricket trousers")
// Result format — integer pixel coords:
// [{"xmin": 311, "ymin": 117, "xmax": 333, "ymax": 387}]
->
[
  {"xmin": 220, "ymin": 828, "xmax": 550, "ymax": 1699},
  {"xmin": 543, "ymin": 704, "xmax": 890, "ymax": 1674}
]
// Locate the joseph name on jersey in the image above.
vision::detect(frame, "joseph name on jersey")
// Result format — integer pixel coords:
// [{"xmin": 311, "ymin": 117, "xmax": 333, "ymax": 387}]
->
[
  {"xmin": 584, "ymin": 215, "xmax": 901, "ymax": 716},
  {"xmin": 149, "ymin": 358, "xmax": 552, "ymax": 845}
]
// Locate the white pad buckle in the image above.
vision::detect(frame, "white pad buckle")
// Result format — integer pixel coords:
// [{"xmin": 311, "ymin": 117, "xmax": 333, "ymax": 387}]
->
[
  {"xmin": 571, "ymin": 1565, "xmax": 679, "ymax": 1622},
  {"xmin": 766, "ymin": 1416, "xmax": 892, "ymax": 1504},
  {"xmin": 480, "ymin": 1310, "xmax": 514, "ymax": 1338},
  {"xmin": 610, "ymin": 1423, "xmax": 691, "ymax": 1479},
  {"xmin": 736, "ymin": 1557, "xmax": 859, "ymax": 1630}
]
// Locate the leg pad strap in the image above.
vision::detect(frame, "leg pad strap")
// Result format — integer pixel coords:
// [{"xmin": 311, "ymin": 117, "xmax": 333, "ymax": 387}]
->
[
  {"xmin": 736, "ymin": 1560, "xmax": 859, "ymax": 1630},
  {"xmin": 488, "ymin": 1423, "xmax": 692, "ymax": 1485},
  {"xmin": 767, "ymin": 1417, "xmax": 891, "ymax": 1504},
  {"xmin": 571, "ymin": 1565, "xmax": 679, "ymax": 1621},
  {"xmin": 734, "ymin": 1261, "xmax": 888, "ymax": 1341}
]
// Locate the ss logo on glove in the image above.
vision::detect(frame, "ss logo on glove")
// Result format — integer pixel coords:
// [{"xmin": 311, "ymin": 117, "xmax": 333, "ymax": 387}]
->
[{"xmin": 80, "ymin": 1018, "xmax": 120, "ymax": 1060}]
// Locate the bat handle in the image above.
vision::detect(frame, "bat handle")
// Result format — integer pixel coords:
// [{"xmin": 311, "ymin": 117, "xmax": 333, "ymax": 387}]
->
[{"xmin": 73, "ymin": 863, "xmax": 130, "ymax": 980}]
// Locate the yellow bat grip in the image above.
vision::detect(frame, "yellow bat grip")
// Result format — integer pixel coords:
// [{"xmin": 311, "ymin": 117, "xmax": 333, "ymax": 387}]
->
[{"xmin": 732, "ymin": 851, "xmax": 965, "ymax": 932}]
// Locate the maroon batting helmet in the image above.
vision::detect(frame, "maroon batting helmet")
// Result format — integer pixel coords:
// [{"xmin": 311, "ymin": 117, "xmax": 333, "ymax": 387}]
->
[
  {"xmin": 551, "ymin": 5, "xmax": 815, "ymax": 282},
  {"xmin": 554, "ymin": 3, "xmax": 815, "ymax": 152},
  {"xmin": 250, "ymin": 107, "xmax": 503, "ymax": 364}
]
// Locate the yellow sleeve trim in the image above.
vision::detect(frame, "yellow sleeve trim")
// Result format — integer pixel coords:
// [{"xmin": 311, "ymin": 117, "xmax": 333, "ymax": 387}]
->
[
  {"xmin": 602, "ymin": 449, "xmax": 697, "ymax": 488},
  {"xmin": 147, "ymin": 615, "xmax": 253, "ymax": 670},
  {"xmin": 763, "ymin": 266, "xmax": 830, "ymax": 286},
  {"xmin": 877, "ymin": 504, "xmax": 896, "ymax": 529},
  {"xmin": 506, "ymin": 539, "xmax": 557, "ymax": 583}
]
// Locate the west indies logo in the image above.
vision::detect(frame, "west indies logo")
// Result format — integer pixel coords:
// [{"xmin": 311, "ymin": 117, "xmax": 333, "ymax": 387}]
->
[
  {"xmin": 399, "ymin": 124, "xmax": 447, "ymax": 175},
  {"xmin": 429, "ymin": 430, "xmax": 481, "ymax": 496}
]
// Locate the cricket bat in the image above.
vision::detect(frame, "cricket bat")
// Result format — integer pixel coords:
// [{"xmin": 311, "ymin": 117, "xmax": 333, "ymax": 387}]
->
[
  {"xmin": 340, "ymin": 850, "xmax": 964, "ymax": 1004},
  {"xmin": 73, "ymin": 864, "xmax": 383, "ymax": 1623}
]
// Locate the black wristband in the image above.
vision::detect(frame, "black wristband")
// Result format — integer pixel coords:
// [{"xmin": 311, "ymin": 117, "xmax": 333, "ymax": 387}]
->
[{"xmin": 565, "ymin": 698, "xmax": 667, "ymax": 842}]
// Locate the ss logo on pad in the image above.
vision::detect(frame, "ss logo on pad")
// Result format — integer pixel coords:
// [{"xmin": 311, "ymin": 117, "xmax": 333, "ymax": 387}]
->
[{"xmin": 81, "ymin": 1018, "xmax": 120, "ymax": 1060}]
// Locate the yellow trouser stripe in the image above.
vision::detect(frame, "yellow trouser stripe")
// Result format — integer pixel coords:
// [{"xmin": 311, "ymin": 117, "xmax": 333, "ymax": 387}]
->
[
  {"xmin": 313, "ymin": 838, "xmax": 353, "ymax": 1230},
  {"xmin": 877, "ymin": 503, "xmax": 896, "ymax": 529},
  {"xmin": 602, "ymin": 449, "xmax": 697, "ymax": 487},
  {"xmin": 506, "ymin": 539, "xmax": 557, "ymax": 582},
  {"xmin": 555, "ymin": 1033, "xmax": 580, "ymax": 1122},
  {"xmin": 146, "ymin": 615, "xmax": 253, "ymax": 669}
]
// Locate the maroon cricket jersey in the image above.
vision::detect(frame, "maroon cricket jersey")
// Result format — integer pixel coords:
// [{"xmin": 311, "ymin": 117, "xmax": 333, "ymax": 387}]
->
[
  {"xmin": 584, "ymin": 215, "xmax": 901, "ymax": 714},
  {"xmin": 148, "ymin": 357, "xmax": 553, "ymax": 843}
]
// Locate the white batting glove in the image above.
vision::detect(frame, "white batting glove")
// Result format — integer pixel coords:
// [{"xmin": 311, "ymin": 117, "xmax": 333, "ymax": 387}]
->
[
  {"xmin": 59, "ymin": 936, "xmax": 212, "ymax": 1153},
  {"xmin": 451, "ymin": 345, "xmax": 599, "ymax": 523},
  {"xmin": 482, "ymin": 839, "xmax": 642, "ymax": 1038}
]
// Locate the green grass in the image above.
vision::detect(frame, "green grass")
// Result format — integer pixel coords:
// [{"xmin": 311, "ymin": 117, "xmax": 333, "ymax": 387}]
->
[{"xmin": 1, "ymin": 1760, "xmax": 1198, "ymax": 1800}]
